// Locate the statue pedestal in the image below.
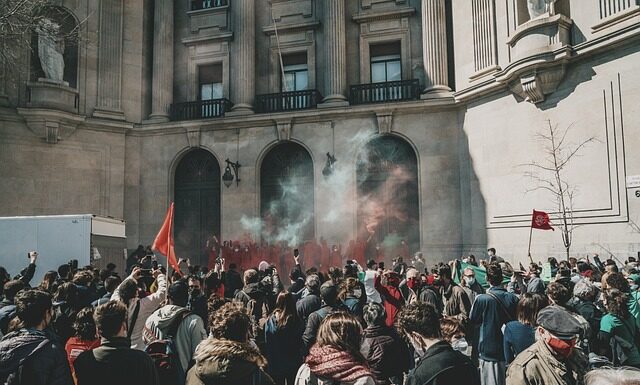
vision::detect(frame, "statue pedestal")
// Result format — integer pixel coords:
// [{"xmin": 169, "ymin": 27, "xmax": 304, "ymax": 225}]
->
[{"xmin": 27, "ymin": 78, "xmax": 78, "ymax": 113}]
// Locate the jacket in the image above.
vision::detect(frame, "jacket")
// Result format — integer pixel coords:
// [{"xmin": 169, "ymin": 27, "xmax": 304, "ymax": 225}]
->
[
  {"xmin": 374, "ymin": 275, "xmax": 404, "ymax": 328},
  {"xmin": 405, "ymin": 341, "xmax": 479, "ymax": 385},
  {"xmin": 264, "ymin": 313, "xmax": 304, "ymax": 376},
  {"xmin": 186, "ymin": 338, "xmax": 275, "ymax": 385},
  {"xmin": 302, "ymin": 305, "xmax": 343, "ymax": 354},
  {"xmin": 360, "ymin": 325, "xmax": 410, "ymax": 385},
  {"xmin": 234, "ymin": 283, "xmax": 269, "ymax": 323},
  {"xmin": 295, "ymin": 364, "xmax": 375, "ymax": 385},
  {"xmin": 143, "ymin": 304, "xmax": 207, "ymax": 375},
  {"xmin": 442, "ymin": 283, "xmax": 471, "ymax": 319},
  {"xmin": 0, "ymin": 328, "xmax": 73, "ymax": 385},
  {"xmin": 296, "ymin": 292, "xmax": 321, "ymax": 327},
  {"xmin": 111, "ymin": 273, "xmax": 167, "ymax": 350},
  {"xmin": 526, "ymin": 277, "xmax": 546, "ymax": 295},
  {"xmin": 506, "ymin": 339, "xmax": 588, "ymax": 385},
  {"xmin": 91, "ymin": 292, "xmax": 112, "ymax": 307},
  {"xmin": 73, "ymin": 336, "xmax": 159, "ymax": 385},
  {"xmin": 469, "ymin": 286, "xmax": 519, "ymax": 361},
  {"xmin": 224, "ymin": 270, "xmax": 243, "ymax": 298}
]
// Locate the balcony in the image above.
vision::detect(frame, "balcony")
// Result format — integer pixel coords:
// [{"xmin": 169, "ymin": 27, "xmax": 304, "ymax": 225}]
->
[
  {"xmin": 350, "ymin": 79, "xmax": 420, "ymax": 105},
  {"xmin": 170, "ymin": 98, "xmax": 232, "ymax": 121},
  {"xmin": 191, "ymin": 0, "xmax": 228, "ymax": 11},
  {"xmin": 255, "ymin": 89, "xmax": 322, "ymax": 113}
]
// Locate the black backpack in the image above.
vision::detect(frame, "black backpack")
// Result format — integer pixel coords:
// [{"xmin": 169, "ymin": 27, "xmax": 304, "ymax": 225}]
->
[{"xmin": 144, "ymin": 310, "xmax": 191, "ymax": 385}]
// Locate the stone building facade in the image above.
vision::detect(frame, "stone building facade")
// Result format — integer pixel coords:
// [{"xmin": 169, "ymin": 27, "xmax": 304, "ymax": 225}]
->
[{"xmin": 1, "ymin": 0, "xmax": 639, "ymax": 266}]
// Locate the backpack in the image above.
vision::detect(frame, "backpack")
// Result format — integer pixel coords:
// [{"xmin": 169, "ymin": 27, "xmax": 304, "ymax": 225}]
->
[{"xmin": 144, "ymin": 310, "xmax": 191, "ymax": 385}]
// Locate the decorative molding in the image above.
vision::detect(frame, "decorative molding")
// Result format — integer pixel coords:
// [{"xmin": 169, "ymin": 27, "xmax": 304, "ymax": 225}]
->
[
  {"xmin": 470, "ymin": 0, "xmax": 499, "ymax": 79},
  {"xmin": 358, "ymin": 17, "xmax": 412, "ymax": 85},
  {"xmin": 181, "ymin": 32, "xmax": 233, "ymax": 46},
  {"xmin": 275, "ymin": 119, "xmax": 292, "ymax": 141},
  {"xmin": 187, "ymin": 4, "xmax": 230, "ymax": 34},
  {"xmin": 270, "ymin": 0, "xmax": 313, "ymax": 23},
  {"xmin": 17, "ymin": 108, "xmax": 85, "ymax": 144},
  {"xmin": 361, "ymin": 0, "xmax": 406, "ymax": 10},
  {"xmin": 509, "ymin": 68, "xmax": 567, "ymax": 104},
  {"xmin": 376, "ymin": 111, "xmax": 393, "ymax": 134},
  {"xmin": 262, "ymin": 21, "xmax": 320, "ymax": 35},
  {"xmin": 352, "ymin": 7, "xmax": 415, "ymax": 23},
  {"xmin": 185, "ymin": 128, "xmax": 201, "ymax": 148},
  {"xmin": 592, "ymin": 4, "xmax": 640, "ymax": 32}
]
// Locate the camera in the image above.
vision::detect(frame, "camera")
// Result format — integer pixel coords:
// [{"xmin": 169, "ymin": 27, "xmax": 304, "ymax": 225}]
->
[{"xmin": 293, "ymin": 249, "xmax": 299, "ymax": 258}]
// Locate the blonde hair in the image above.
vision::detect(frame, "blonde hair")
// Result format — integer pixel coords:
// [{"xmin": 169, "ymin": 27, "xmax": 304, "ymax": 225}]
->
[
  {"xmin": 584, "ymin": 367, "xmax": 640, "ymax": 385},
  {"xmin": 317, "ymin": 312, "xmax": 366, "ymax": 363}
]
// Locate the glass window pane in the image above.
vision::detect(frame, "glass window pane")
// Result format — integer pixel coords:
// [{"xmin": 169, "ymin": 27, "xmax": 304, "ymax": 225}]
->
[
  {"xmin": 283, "ymin": 72, "xmax": 295, "ymax": 92},
  {"xmin": 200, "ymin": 84, "xmax": 212, "ymax": 100},
  {"xmin": 296, "ymin": 70, "xmax": 308, "ymax": 91},
  {"xmin": 211, "ymin": 83, "xmax": 223, "ymax": 99},
  {"xmin": 371, "ymin": 62, "xmax": 386, "ymax": 83},
  {"xmin": 387, "ymin": 61, "xmax": 401, "ymax": 81}
]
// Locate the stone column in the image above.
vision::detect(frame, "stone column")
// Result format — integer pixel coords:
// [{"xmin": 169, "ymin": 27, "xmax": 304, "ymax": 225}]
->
[
  {"xmin": 0, "ymin": 39, "xmax": 8, "ymax": 107},
  {"xmin": 320, "ymin": 0, "xmax": 348, "ymax": 107},
  {"xmin": 229, "ymin": 0, "xmax": 255, "ymax": 114},
  {"xmin": 421, "ymin": 0, "xmax": 451, "ymax": 96},
  {"xmin": 93, "ymin": 0, "xmax": 125, "ymax": 120},
  {"xmin": 148, "ymin": 0, "xmax": 174, "ymax": 122}
]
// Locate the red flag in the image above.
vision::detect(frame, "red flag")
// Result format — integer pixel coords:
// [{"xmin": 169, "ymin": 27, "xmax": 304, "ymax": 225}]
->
[
  {"xmin": 531, "ymin": 209, "xmax": 554, "ymax": 231},
  {"xmin": 152, "ymin": 202, "xmax": 181, "ymax": 273}
]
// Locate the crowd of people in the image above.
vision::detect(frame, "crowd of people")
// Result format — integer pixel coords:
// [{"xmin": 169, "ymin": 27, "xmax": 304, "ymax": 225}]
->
[{"xmin": 1, "ymin": 247, "xmax": 640, "ymax": 385}]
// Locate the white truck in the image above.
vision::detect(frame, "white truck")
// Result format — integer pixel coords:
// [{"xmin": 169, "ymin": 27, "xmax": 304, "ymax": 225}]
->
[{"xmin": 0, "ymin": 214, "xmax": 126, "ymax": 283}]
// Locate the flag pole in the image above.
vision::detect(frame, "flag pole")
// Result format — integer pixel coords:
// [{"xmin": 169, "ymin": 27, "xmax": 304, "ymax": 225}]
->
[{"xmin": 527, "ymin": 209, "xmax": 534, "ymax": 264}]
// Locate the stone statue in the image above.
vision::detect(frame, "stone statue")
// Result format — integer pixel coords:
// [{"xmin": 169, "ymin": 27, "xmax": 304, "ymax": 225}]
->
[
  {"xmin": 527, "ymin": 0, "xmax": 555, "ymax": 19},
  {"xmin": 37, "ymin": 18, "xmax": 65, "ymax": 82}
]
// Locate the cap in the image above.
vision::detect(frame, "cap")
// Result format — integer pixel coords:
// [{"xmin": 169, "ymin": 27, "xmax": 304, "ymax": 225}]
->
[{"xmin": 536, "ymin": 306, "xmax": 581, "ymax": 340}]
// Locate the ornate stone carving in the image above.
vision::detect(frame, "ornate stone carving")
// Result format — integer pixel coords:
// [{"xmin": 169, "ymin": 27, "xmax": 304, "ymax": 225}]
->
[
  {"xmin": 508, "ymin": 66, "xmax": 566, "ymax": 104},
  {"xmin": 527, "ymin": 0, "xmax": 556, "ymax": 20},
  {"xmin": 186, "ymin": 129, "xmax": 202, "ymax": 148},
  {"xmin": 275, "ymin": 119, "xmax": 292, "ymax": 141},
  {"xmin": 376, "ymin": 111, "xmax": 393, "ymax": 134},
  {"xmin": 37, "ymin": 18, "xmax": 65, "ymax": 83},
  {"xmin": 17, "ymin": 108, "xmax": 85, "ymax": 144}
]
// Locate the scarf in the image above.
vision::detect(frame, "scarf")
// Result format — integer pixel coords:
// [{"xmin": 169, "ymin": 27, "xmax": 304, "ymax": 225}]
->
[{"xmin": 305, "ymin": 345, "xmax": 371, "ymax": 382}]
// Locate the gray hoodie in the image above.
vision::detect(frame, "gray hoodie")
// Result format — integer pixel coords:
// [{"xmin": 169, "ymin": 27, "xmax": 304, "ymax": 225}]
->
[{"xmin": 143, "ymin": 304, "xmax": 207, "ymax": 375}]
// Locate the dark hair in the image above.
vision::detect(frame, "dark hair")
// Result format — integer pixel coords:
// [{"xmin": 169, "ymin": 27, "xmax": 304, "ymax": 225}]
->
[
  {"xmin": 488, "ymin": 248, "xmax": 496, "ymax": 254},
  {"xmin": 54, "ymin": 282, "xmax": 79, "ymax": 308},
  {"xmin": 557, "ymin": 268, "xmax": 571, "ymax": 278},
  {"xmin": 15, "ymin": 290, "xmax": 52, "ymax": 328},
  {"xmin": 328, "ymin": 267, "xmax": 343, "ymax": 284},
  {"xmin": 187, "ymin": 275, "xmax": 203, "ymax": 285},
  {"xmin": 118, "ymin": 279, "xmax": 139, "ymax": 306},
  {"xmin": 396, "ymin": 302, "xmax": 441, "ymax": 339},
  {"xmin": 273, "ymin": 291, "xmax": 299, "ymax": 329},
  {"xmin": 229, "ymin": 263, "xmax": 237, "ymax": 270},
  {"xmin": 106, "ymin": 263, "xmax": 116, "ymax": 271},
  {"xmin": 3, "ymin": 280, "xmax": 27, "ymax": 302},
  {"xmin": 517, "ymin": 293, "xmax": 548, "ymax": 326},
  {"xmin": 548, "ymin": 257, "xmax": 558, "ymax": 267},
  {"xmin": 210, "ymin": 302, "xmax": 251, "ymax": 342},
  {"xmin": 72, "ymin": 271, "xmax": 93, "ymax": 286},
  {"xmin": 605, "ymin": 289, "xmax": 630, "ymax": 319},
  {"xmin": 546, "ymin": 282, "xmax": 570, "ymax": 306},
  {"xmin": 317, "ymin": 312, "xmax": 366, "ymax": 363},
  {"xmin": 243, "ymin": 269, "xmax": 259, "ymax": 285},
  {"xmin": 58, "ymin": 264, "xmax": 71, "ymax": 280},
  {"xmin": 94, "ymin": 301, "xmax": 127, "ymax": 338},
  {"xmin": 38, "ymin": 271, "xmax": 58, "ymax": 293},
  {"xmin": 338, "ymin": 277, "xmax": 359, "ymax": 301},
  {"xmin": 486, "ymin": 264, "xmax": 503, "ymax": 287},
  {"xmin": 168, "ymin": 281, "xmax": 189, "ymax": 307},
  {"xmin": 363, "ymin": 302, "xmax": 386, "ymax": 327},
  {"xmin": 306, "ymin": 274, "xmax": 321, "ymax": 292},
  {"xmin": 440, "ymin": 317, "xmax": 465, "ymax": 342},
  {"xmin": 104, "ymin": 276, "xmax": 121, "ymax": 294},
  {"xmin": 367, "ymin": 260, "xmax": 378, "ymax": 269},
  {"xmin": 438, "ymin": 265, "xmax": 452, "ymax": 281},
  {"xmin": 207, "ymin": 293, "xmax": 230, "ymax": 327},
  {"xmin": 606, "ymin": 272, "xmax": 630, "ymax": 293},
  {"xmin": 74, "ymin": 307, "xmax": 97, "ymax": 341}
]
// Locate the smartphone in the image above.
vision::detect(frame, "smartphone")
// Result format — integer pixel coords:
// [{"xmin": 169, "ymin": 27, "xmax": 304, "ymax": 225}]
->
[{"xmin": 294, "ymin": 249, "xmax": 299, "ymax": 257}]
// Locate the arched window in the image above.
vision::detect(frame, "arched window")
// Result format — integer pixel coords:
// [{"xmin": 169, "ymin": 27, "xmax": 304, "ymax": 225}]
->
[
  {"xmin": 260, "ymin": 142, "xmax": 314, "ymax": 244},
  {"xmin": 174, "ymin": 149, "xmax": 221, "ymax": 266},
  {"xmin": 30, "ymin": 7, "xmax": 79, "ymax": 88},
  {"xmin": 357, "ymin": 135, "xmax": 419, "ymax": 260}
]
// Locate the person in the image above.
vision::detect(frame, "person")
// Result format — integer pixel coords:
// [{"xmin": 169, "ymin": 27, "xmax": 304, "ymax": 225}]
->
[
  {"xmin": 296, "ymin": 274, "xmax": 322, "ymax": 327},
  {"xmin": 234, "ymin": 269, "xmax": 269, "ymax": 324},
  {"xmin": 92, "ymin": 275, "xmax": 121, "ymax": 307},
  {"xmin": 599, "ymin": 288, "xmax": 640, "ymax": 368},
  {"xmin": 374, "ymin": 271, "xmax": 404, "ymax": 328},
  {"xmin": 302, "ymin": 281, "xmax": 344, "ymax": 354},
  {"xmin": 73, "ymin": 301, "xmax": 159, "ymax": 385},
  {"xmin": 546, "ymin": 281, "xmax": 591, "ymax": 350},
  {"xmin": 412, "ymin": 252, "xmax": 426, "ymax": 275},
  {"xmin": 363, "ymin": 260, "xmax": 382, "ymax": 304},
  {"xmin": 584, "ymin": 367, "xmax": 640, "ymax": 385},
  {"xmin": 52, "ymin": 281, "xmax": 82, "ymax": 344},
  {"xmin": 0, "ymin": 289, "xmax": 73, "ymax": 385},
  {"xmin": 143, "ymin": 281, "xmax": 207, "ymax": 381},
  {"xmin": 570, "ymin": 279, "xmax": 604, "ymax": 348},
  {"xmin": 469, "ymin": 263, "xmax": 518, "ymax": 385},
  {"xmin": 39, "ymin": 271, "xmax": 60, "ymax": 294},
  {"xmin": 295, "ymin": 312, "xmax": 375, "ymax": 385},
  {"xmin": 503, "ymin": 293, "xmax": 547, "ymax": 364},
  {"xmin": 288, "ymin": 254, "xmax": 306, "ymax": 294},
  {"xmin": 361, "ymin": 302, "xmax": 410, "ymax": 385},
  {"xmin": 461, "ymin": 267, "xmax": 484, "ymax": 304},
  {"xmin": 397, "ymin": 303, "xmax": 480, "ymax": 385},
  {"xmin": 187, "ymin": 275, "xmax": 208, "ymax": 324},
  {"xmin": 264, "ymin": 292, "xmax": 304, "ymax": 385},
  {"xmin": 439, "ymin": 265, "xmax": 471, "ymax": 319},
  {"xmin": 339, "ymin": 277, "xmax": 366, "ymax": 320},
  {"xmin": 224, "ymin": 263, "xmax": 243, "ymax": 298},
  {"xmin": 111, "ymin": 266, "xmax": 166, "ymax": 350},
  {"xmin": 0, "ymin": 280, "xmax": 27, "ymax": 335},
  {"xmin": 186, "ymin": 302, "xmax": 275, "ymax": 385},
  {"xmin": 65, "ymin": 307, "xmax": 100, "ymax": 383},
  {"xmin": 72, "ymin": 271, "xmax": 98, "ymax": 308},
  {"xmin": 606, "ymin": 272, "xmax": 640, "ymax": 328},
  {"xmin": 524, "ymin": 264, "xmax": 546, "ymax": 295},
  {"xmin": 506, "ymin": 306, "xmax": 588, "ymax": 385}
]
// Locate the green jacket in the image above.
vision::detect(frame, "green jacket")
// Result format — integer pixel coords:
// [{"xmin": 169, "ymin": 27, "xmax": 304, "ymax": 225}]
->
[{"xmin": 506, "ymin": 339, "xmax": 588, "ymax": 385}]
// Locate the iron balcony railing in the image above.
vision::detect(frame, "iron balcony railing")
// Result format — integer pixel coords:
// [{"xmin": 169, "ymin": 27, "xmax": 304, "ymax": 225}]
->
[
  {"xmin": 170, "ymin": 98, "xmax": 232, "ymax": 121},
  {"xmin": 255, "ymin": 89, "xmax": 322, "ymax": 113},
  {"xmin": 349, "ymin": 79, "xmax": 421, "ymax": 105},
  {"xmin": 191, "ymin": 0, "xmax": 228, "ymax": 11}
]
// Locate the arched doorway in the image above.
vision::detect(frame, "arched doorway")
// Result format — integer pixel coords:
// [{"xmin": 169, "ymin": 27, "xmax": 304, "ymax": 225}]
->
[
  {"xmin": 260, "ymin": 142, "xmax": 314, "ymax": 245},
  {"xmin": 356, "ymin": 135, "xmax": 419, "ymax": 262},
  {"xmin": 174, "ymin": 149, "xmax": 221, "ymax": 266}
]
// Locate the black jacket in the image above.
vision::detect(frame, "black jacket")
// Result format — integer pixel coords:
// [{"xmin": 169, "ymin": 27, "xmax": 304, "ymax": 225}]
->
[
  {"xmin": 296, "ymin": 292, "xmax": 321, "ymax": 327},
  {"xmin": 73, "ymin": 336, "xmax": 159, "ymax": 385},
  {"xmin": 302, "ymin": 304, "xmax": 343, "ymax": 354},
  {"xmin": 224, "ymin": 270, "xmax": 243, "ymax": 299},
  {"xmin": 0, "ymin": 328, "xmax": 73, "ymax": 385},
  {"xmin": 406, "ymin": 341, "xmax": 479, "ymax": 385},
  {"xmin": 361, "ymin": 325, "xmax": 411, "ymax": 385}
]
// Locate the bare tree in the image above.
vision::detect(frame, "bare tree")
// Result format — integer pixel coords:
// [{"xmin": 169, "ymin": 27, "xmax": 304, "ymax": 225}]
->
[{"xmin": 522, "ymin": 120, "xmax": 599, "ymax": 259}]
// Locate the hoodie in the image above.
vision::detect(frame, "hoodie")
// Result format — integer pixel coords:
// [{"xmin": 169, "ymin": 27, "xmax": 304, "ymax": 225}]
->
[
  {"xmin": 0, "ymin": 328, "xmax": 73, "ymax": 385},
  {"xmin": 143, "ymin": 304, "xmax": 207, "ymax": 376},
  {"xmin": 186, "ymin": 338, "xmax": 275, "ymax": 385}
]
